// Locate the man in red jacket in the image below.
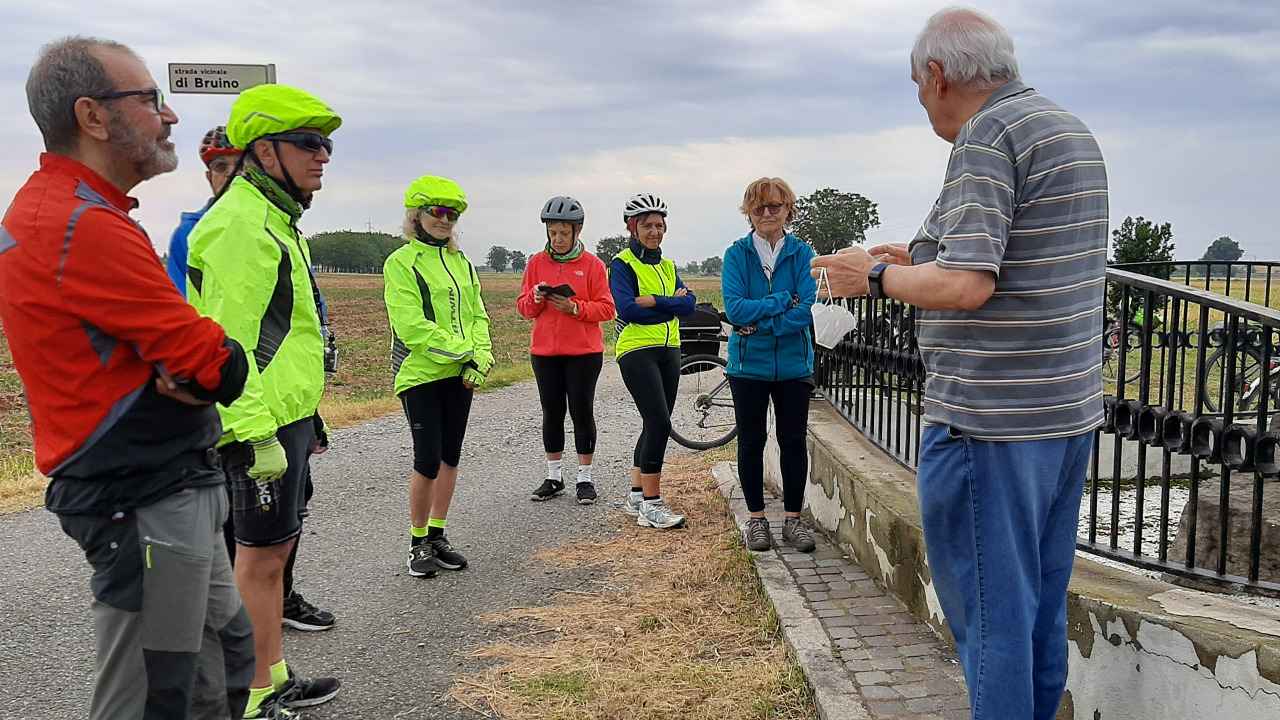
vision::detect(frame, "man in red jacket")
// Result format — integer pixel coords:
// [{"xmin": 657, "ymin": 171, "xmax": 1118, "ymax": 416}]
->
[
  {"xmin": 0, "ymin": 37, "xmax": 252, "ymax": 719},
  {"xmin": 516, "ymin": 196, "xmax": 615, "ymax": 504}
]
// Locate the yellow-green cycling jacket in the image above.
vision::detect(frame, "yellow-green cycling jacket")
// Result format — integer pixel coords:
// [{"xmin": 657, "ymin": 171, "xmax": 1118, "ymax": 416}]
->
[
  {"xmin": 187, "ymin": 175, "xmax": 324, "ymax": 445},
  {"xmin": 384, "ymin": 237, "xmax": 494, "ymax": 395}
]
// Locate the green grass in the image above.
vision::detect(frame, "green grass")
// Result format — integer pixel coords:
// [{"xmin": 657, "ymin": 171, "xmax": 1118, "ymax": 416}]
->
[{"xmin": 511, "ymin": 670, "xmax": 592, "ymax": 705}]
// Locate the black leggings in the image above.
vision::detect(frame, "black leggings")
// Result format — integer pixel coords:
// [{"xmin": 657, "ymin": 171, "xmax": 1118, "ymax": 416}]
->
[
  {"xmin": 729, "ymin": 376, "xmax": 812, "ymax": 513},
  {"xmin": 531, "ymin": 353, "xmax": 603, "ymax": 456},
  {"xmin": 401, "ymin": 376, "xmax": 474, "ymax": 479},
  {"xmin": 618, "ymin": 347, "xmax": 681, "ymax": 474}
]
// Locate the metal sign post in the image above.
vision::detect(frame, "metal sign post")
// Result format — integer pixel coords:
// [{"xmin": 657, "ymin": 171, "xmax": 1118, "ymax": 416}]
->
[{"xmin": 168, "ymin": 63, "xmax": 276, "ymax": 94}]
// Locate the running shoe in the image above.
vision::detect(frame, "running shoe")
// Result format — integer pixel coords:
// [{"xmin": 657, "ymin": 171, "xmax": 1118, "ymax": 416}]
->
[
  {"xmin": 278, "ymin": 669, "xmax": 341, "ymax": 709},
  {"xmin": 282, "ymin": 591, "xmax": 335, "ymax": 632},
  {"xmin": 406, "ymin": 543, "xmax": 439, "ymax": 578},
  {"xmin": 783, "ymin": 517, "xmax": 816, "ymax": 553},
  {"xmin": 531, "ymin": 477, "xmax": 565, "ymax": 501},
  {"xmin": 744, "ymin": 517, "xmax": 773, "ymax": 551},
  {"xmin": 620, "ymin": 490, "xmax": 643, "ymax": 516},
  {"xmin": 243, "ymin": 691, "xmax": 301, "ymax": 719},
  {"xmin": 429, "ymin": 534, "xmax": 468, "ymax": 570},
  {"xmin": 575, "ymin": 481, "xmax": 597, "ymax": 505},
  {"xmin": 636, "ymin": 499, "xmax": 686, "ymax": 529}
]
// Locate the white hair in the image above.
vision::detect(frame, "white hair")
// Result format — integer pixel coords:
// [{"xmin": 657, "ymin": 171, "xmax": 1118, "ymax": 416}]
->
[{"xmin": 911, "ymin": 7, "xmax": 1020, "ymax": 89}]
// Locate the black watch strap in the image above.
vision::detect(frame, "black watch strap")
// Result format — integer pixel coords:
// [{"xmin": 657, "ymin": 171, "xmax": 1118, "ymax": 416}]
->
[{"xmin": 868, "ymin": 262, "xmax": 889, "ymax": 299}]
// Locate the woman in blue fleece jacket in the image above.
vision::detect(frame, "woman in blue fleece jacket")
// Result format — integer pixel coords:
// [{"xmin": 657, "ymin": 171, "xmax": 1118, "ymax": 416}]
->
[{"xmin": 722, "ymin": 177, "xmax": 817, "ymax": 553}]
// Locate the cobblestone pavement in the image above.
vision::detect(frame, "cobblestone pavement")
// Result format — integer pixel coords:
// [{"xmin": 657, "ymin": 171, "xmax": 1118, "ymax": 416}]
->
[{"xmin": 717, "ymin": 463, "xmax": 971, "ymax": 720}]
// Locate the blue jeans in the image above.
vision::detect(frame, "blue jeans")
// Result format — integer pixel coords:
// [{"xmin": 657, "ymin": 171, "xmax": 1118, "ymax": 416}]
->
[{"xmin": 917, "ymin": 424, "xmax": 1090, "ymax": 720}]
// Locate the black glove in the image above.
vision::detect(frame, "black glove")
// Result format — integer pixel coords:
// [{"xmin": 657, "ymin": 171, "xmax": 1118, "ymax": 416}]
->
[{"xmin": 312, "ymin": 413, "xmax": 328, "ymax": 450}]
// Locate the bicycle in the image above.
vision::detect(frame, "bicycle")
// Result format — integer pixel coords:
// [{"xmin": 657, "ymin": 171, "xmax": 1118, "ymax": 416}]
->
[
  {"xmin": 1198, "ymin": 323, "xmax": 1280, "ymax": 415},
  {"xmin": 668, "ymin": 303, "xmax": 739, "ymax": 450},
  {"xmin": 1101, "ymin": 316, "xmax": 1146, "ymax": 386}
]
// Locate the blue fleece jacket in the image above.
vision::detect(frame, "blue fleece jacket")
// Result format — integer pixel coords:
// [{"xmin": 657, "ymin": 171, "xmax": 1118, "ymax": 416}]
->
[
  {"xmin": 721, "ymin": 232, "xmax": 816, "ymax": 381},
  {"xmin": 165, "ymin": 201, "xmax": 211, "ymax": 296}
]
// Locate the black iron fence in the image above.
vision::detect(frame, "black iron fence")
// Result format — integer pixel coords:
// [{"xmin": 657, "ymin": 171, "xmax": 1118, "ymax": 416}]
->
[{"xmin": 814, "ymin": 261, "xmax": 1280, "ymax": 595}]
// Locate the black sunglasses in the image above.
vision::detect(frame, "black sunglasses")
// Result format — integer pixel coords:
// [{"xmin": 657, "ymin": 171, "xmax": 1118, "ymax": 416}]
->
[
  {"xmin": 424, "ymin": 205, "xmax": 460, "ymax": 222},
  {"xmin": 87, "ymin": 87, "xmax": 165, "ymax": 113},
  {"xmin": 264, "ymin": 132, "xmax": 333, "ymax": 156}
]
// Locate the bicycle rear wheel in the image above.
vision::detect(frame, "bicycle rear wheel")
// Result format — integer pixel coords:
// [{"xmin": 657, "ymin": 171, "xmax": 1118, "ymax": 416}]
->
[
  {"xmin": 1199, "ymin": 346, "xmax": 1266, "ymax": 414},
  {"xmin": 670, "ymin": 354, "xmax": 739, "ymax": 450}
]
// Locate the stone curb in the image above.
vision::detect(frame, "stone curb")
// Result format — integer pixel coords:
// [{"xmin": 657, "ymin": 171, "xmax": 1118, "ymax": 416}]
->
[{"xmin": 712, "ymin": 461, "xmax": 871, "ymax": 720}]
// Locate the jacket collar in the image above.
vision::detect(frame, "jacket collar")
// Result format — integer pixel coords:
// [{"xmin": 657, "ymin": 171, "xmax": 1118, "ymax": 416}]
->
[
  {"xmin": 629, "ymin": 236, "xmax": 662, "ymax": 264},
  {"xmin": 736, "ymin": 231, "xmax": 802, "ymax": 263},
  {"xmin": 40, "ymin": 153, "xmax": 138, "ymax": 212},
  {"xmin": 228, "ymin": 175, "xmax": 295, "ymax": 228}
]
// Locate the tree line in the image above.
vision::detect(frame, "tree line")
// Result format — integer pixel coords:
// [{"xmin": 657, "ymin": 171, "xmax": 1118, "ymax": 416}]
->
[{"xmin": 304, "ymin": 194, "xmax": 1252, "ymax": 280}]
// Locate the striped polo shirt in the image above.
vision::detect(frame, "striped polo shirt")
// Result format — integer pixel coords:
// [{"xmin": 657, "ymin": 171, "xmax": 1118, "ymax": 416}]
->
[{"xmin": 908, "ymin": 81, "xmax": 1108, "ymax": 441}]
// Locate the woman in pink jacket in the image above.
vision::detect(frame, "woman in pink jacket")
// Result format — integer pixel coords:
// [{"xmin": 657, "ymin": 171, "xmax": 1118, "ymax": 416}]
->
[{"xmin": 516, "ymin": 196, "xmax": 616, "ymax": 505}]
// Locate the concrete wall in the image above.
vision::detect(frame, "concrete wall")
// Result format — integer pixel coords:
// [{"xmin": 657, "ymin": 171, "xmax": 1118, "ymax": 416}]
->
[{"xmin": 763, "ymin": 402, "xmax": 1280, "ymax": 719}]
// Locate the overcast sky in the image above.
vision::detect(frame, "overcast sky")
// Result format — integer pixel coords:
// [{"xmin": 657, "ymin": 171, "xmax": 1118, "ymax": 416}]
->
[{"xmin": 2, "ymin": 1, "xmax": 1277, "ymax": 265}]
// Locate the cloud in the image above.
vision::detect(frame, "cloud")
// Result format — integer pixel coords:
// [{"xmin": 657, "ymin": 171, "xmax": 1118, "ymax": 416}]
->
[{"xmin": 0, "ymin": 0, "xmax": 1276, "ymax": 270}]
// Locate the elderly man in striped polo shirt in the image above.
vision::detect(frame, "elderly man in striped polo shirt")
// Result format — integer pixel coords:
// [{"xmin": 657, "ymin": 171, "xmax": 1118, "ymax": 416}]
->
[{"xmin": 814, "ymin": 7, "xmax": 1107, "ymax": 720}]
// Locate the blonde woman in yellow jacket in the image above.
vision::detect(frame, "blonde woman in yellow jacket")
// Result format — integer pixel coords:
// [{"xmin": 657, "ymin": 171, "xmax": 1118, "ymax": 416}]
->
[{"xmin": 384, "ymin": 175, "xmax": 493, "ymax": 578}]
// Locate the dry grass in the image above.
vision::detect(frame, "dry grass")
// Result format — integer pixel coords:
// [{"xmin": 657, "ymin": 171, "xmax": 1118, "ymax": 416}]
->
[{"xmin": 449, "ymin": 453, "xmax": 816, "ymax": 720}]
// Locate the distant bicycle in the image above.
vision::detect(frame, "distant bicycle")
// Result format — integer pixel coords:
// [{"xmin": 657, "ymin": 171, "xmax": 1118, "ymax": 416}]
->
[
  {"xmin": 1198, "ymin": 323, "xmax": 1280, "ymax": 414},
  {"xmin": 668, "ymin": 303, "xmax": 738, "ymax": 450}
]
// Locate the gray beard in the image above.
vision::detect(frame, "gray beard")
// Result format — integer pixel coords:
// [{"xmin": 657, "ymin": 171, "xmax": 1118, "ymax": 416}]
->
[{"xmin": 109, "ymin": 114, "xmax": 178, "ymax": 180}]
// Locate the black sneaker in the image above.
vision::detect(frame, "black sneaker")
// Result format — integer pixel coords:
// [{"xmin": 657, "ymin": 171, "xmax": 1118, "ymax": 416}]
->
[
  {"xmin": 575, "ymin": 481, "xmax": 597, "ymax": 505},
  {"xmin": 279, "ymin": 670, "xmax": 341, "ymax": 709},
  {"xmin": 531, "ymin": 477, "xmax": 565, "ymax": 501},
  {"xmin": 282, "ymin": 591, "xmax": 335, "ymax": 632},
  {"xmin": 406, "ymin": 543, "xmax": 439, "ymax": 578},
  {"xmin": 243, "ymin": 691, "xmax": 301, "ymax": 719},
  {"xmin": 429, "ymin": 534, "xmax": 468, "ymax": 570}
]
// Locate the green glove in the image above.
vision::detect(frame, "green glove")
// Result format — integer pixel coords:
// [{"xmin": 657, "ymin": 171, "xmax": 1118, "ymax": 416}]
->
[
  {"xmin": 462, "ymin": 366, "xmax": 486, "ymax": 388},
  {"xmin": 248, "ymin": 437, "xmax": 288, "ymax": 484}
]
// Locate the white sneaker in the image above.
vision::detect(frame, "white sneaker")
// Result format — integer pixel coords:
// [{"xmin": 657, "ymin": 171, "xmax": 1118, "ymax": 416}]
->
[
  {"xmin": 621, "ymin": 491, "xmax": 643, "ymax": 516},
  {"xmin": 636, "ymin": 498, "xmax": 686, "ymax": 529}
]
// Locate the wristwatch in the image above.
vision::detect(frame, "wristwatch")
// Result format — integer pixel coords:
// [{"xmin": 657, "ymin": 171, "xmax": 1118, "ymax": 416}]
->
[{"xmin": 868, "ymin": 262, "xmax": 889, "ymax": 299}]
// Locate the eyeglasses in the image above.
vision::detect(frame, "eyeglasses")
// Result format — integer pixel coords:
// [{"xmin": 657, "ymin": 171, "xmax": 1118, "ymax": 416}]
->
[
  {"xmin": 207, "ymin": 158, "xmax": 236, "ymax": 175},
  {"xmin": 264, "ymin": 132, "xmax": 333, "ymax": 156},
  {"xmin": 752, "ymin": 203, "xmax": 786, "ymax": 217},
  {"xmin": 88, "ymin": 88, "xmax": 166, "ymax": 113},
  {"xmin": 423, "ymin": 205, "xmax": 460, "ymax": 222}
]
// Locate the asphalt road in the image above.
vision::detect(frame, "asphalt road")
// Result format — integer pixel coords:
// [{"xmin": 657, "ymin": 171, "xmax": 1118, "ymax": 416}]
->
[{"xmin": 0, "ymin": 363, "xmax": 659, "ymax": 719}]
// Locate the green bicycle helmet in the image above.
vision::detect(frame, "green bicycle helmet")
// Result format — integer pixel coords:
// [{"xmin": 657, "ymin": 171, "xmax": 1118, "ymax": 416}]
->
[
  {"xmin": 404, "ymin": 175, "xmax": 468, "ymax": 214},
  {"xmin": 226, "ymin": 84, "xmax": 342, "ymax": 149}
]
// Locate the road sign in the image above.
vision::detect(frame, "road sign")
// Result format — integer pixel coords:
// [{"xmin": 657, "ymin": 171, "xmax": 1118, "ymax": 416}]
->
[{"xmin": 168, "ymin": 63, "xmax": 276, "ymax": 94}]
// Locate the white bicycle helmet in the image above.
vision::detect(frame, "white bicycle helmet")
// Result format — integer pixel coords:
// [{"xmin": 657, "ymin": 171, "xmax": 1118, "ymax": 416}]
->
[{"xmin": 622, "ymin": 192, "xmax": 668, "ymax": 222}]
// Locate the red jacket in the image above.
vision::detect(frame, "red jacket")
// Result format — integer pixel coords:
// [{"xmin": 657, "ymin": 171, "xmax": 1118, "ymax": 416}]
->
[
  {"xmin": 516, "ymin": 249, "xmax": 614, "ymax": 356},
  {"xmin": 0, "ymin": 154, "xmax": 240, "ymax": 486}
]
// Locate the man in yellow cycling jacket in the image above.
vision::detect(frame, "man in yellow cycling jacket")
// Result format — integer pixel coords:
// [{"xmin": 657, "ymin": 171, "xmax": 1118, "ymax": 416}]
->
[{"xmin": 187, "ymin": 83, "xmax": 341, "ymax": 719}]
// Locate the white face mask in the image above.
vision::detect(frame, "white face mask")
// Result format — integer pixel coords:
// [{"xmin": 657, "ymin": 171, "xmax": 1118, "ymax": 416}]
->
[{"xmin": 811, "ymin": 267, "xmax": 858, "ymax": 349}]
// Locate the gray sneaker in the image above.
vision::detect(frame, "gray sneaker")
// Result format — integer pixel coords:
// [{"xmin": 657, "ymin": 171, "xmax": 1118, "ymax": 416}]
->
[
  {"xmin": 620, "ymin": 491, "xmax": 643, "ymax": 516},
  {"xmin": 636, "ymin": 499, "xmax": 686, "ymax": 529},
  {"xmin": 783, "ymin": 517, "xmax": 816, "ymax": 553},
  {"xmin": 744, "ymin": 517, "xmax": 772, "ymax": 551}
]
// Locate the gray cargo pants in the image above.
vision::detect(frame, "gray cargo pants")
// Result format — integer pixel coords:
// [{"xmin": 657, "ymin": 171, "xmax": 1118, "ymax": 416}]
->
[{"xmin": 58, "ymin": 484, "xmax": 254, "ymax": 719}]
